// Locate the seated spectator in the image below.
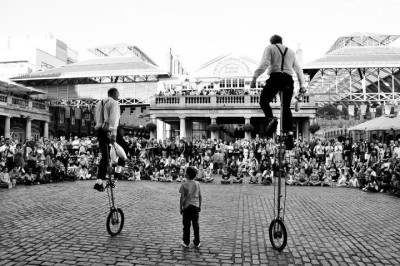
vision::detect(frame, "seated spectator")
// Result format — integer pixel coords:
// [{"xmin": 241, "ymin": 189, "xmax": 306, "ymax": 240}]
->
[
  {"xmin": 285, "ymin": 167, "xmax": 297, "ymax": 185},
  {"xmin": 203, "ymin": 167, "xmax": 214, "ymax": 183},
  {"xmin": 348, "ymin": 172, "xmax": 359, "ymax": 188},
  {"xmin": 296, "ymin": 168, "xmax": 309, "ymax": 186},
  {"xmin": 232, "ymin": 168, "xmax": 244, "ymax": 184},
  {"xmin": 221, "ymin": 165, "xmax": 231, "ymax": 184},
  {"xmin": 261, "ymin": 168, "xmax": 273, "ymax": 185},
  {"xmin": 0, "ymin": 166, "xmax": 11, "ymax": 188},
  {"xmin": 195, "ymin": 164, "xmax": 205, "ymax": 182},
  {"xmin": 337, "ymin": 168, "xmax": 349, "ymax": 187},
  {"xmin": 78, "ymin": 165, "xmax": 91, "ymax": 180},
  {"xmin": 309, "ymin": 168, "xmax": 322, "ymax": 186},
  {"xmin": 248, "ymin": 166, "xmax": 259, "ymax": 184},
  {"xmin": 321, "ymin": 171, "xmax": 332, "ymax": 187},
  {"xmin": 363, "ymin": 172, "xmax": 379, "ymax": 192},
  {"xmin": 152, "ymin": 166, "xmax": 160, "ymax": 181},
  {"xmin": 176, "ymin": 168, "xmax": 186, "ymax": 182}
]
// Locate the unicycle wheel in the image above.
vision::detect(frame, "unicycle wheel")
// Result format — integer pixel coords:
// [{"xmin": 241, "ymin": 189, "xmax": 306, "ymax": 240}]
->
[
  {"xmin": 269, "ymin": 218, "xmax": 287, "ymax": 251},
  {"xmin": 106, "ymin": 208, "xmax": 124, "ymax": 236}
]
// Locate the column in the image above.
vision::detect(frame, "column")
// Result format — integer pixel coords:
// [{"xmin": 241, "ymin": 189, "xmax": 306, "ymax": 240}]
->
[
  {"xmin": 303, "ymin": 119, "xmax": 310, "ymax": 142},
  {"xmin": 44, "ymin": 120, "xmax": 49, "ymax": 139},
  {"xmin": 26, "ymin": 117, "xmax": 32, "ymax": 141},
  {"xmin": 276, "ymin": 118, "xmax": 281, "ymax": 136},
  {"xmin": 150, "ymin": 115, "xmax": 157, "ymax": 140},
  {"xmin": 179, "ymin": 116, "xmax": 186, "ymax": 139},
  {"xmin": 4, "ymin": 116, "xmax": 11, "ymax": 139},
  {"xmin": 244, "ymin": 116, "xmax": 251, "ymax": 140},
  {"xmin": 210, "ymin": 117, "xmax": 217, "ymax": 140}
]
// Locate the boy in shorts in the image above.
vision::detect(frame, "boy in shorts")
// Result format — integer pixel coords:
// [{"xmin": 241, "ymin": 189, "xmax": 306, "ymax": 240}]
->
[{"xmin": 179, "ymin": 166, "xmax": 202, "ymax": 248}]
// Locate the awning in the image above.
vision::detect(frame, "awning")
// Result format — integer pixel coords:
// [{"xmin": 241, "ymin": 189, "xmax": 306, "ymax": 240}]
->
[
  {"xmin": 348, "ymin": 115, "xmax": 400, "ymax": 131},
  {"xmin": 0, "ymin": 78, "xmax": 46, "ymax": 95}
]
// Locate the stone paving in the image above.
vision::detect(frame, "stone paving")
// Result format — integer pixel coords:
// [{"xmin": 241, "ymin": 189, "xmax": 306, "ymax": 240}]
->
[{"xmin": 0, "ymin": 178, "xmax": 399, "ymax": 266}]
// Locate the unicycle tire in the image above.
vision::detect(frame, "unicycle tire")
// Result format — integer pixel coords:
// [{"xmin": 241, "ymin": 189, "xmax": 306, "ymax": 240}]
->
[
  {"xmin": 269, "ymin": 218, "xmax": 287, "ymax": 251},
  {"xmin": 106, "ymin": 208, "xmax": 124, "ymax": 236}
]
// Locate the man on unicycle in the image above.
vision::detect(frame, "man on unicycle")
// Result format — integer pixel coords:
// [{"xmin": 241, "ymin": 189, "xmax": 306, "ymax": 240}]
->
[
  {"xmin": 93, "ymin": 88, "xmax": 129, "ymax": 191},
  {"xmin": 250, "ymin": 34, "xmax": 307, "ymax": 150}
]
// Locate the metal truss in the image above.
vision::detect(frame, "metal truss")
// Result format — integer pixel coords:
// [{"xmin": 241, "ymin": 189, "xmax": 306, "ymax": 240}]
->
[{"xmin": 308, "ymin": 67, "xmax": 400, "ymax": 106}]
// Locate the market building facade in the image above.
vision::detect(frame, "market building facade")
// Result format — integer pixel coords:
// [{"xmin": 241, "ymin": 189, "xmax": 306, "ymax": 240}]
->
[{"xmin": 150, "ymin": 54, "xmax": 317, "ymax": 141}]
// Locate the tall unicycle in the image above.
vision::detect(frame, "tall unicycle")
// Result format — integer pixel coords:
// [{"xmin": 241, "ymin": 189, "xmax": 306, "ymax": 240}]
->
[
  {"xmin": 105, "ymin": 142, "xmax": 124, "ymax": 236},
  {"xmin": 269, "ymin": 90, "xmax": 288, "ymax": 251},
  {"xmin": 269, "ymin": 88, "xmax": 306, "ymax": 251}
]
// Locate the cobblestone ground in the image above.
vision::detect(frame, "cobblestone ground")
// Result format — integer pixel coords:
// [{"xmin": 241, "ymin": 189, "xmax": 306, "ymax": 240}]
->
[{"xmin": 1, "ymin": 177, "xmax": 399, "ymax": 266}]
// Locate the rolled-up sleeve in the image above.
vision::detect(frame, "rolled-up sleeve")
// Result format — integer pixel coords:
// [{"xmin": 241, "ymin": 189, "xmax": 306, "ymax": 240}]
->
[
  {"xmin": 292, "ymin": 56, "xmax": 305, "ymax": 86},
  {"xmin": 253, "ymin": 46, "xmax": 271, "ymax": 79},
  {"xmin": 108, "ymin": 101, "xmax": 120, "ymax": 135}
]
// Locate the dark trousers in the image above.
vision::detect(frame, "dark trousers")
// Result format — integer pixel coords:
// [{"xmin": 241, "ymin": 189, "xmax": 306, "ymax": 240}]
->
[
  {"xmin": 259, "ymin": 73, "xmax": 294, "ymax": 133},
  {"xmin": 97, "ymin": 128, "xmax": 128, "ymax": 180},
  {"xmin": 182, "ymin": 205, "xmax": 200, "ymax": 246}
]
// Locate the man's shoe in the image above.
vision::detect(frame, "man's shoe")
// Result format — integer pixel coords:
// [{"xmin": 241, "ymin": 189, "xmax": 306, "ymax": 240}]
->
[
  {"xmin": 194, "ymin": 242, "xmax": 201, "ymax": 248},
  {"xmin": 285, "ymin": 134, "xmax": 294, "ymax": 150},
  {"xmin": 93, "ymin": 183, "xmax": 104, "ymax": 192},
  {"xmin": 181, "ymin": 241, "xmax": 189, "ymax": 248},
  {"xmin": 265, "ymin": 117, "xmax": 278, "ymax": 135}
]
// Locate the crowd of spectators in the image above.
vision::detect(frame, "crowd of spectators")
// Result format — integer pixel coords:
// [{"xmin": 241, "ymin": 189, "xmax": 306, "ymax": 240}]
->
[
  {"xmin": 1, "ymin": 134, "xmax": 399, "ymax": 197},
  {"xmin": 158, "ymin": 87, "xmax": 261, "ymax": 97}
]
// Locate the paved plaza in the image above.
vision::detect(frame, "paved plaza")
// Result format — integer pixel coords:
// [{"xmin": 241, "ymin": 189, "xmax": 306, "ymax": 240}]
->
[{"xmin": 1, "ymin": 179, "xmax": 399, "ymax": 266}]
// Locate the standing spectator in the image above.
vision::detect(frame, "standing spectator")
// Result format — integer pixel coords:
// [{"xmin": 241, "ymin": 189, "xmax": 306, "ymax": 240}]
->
[{"xmin": 179, "ymin": 166, "xmax": 202, "ymax": 248}]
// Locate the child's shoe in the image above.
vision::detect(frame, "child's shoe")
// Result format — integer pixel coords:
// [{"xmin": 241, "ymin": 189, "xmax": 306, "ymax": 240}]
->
[{"xmin": 181, "ymin": 241, "xmax": 189, "ymax": 248}]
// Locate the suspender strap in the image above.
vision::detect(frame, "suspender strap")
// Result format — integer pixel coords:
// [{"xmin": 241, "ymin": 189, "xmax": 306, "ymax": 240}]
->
[{"xmin": 275, "ymin": 44, "xmax": 288, "ymax": 72}]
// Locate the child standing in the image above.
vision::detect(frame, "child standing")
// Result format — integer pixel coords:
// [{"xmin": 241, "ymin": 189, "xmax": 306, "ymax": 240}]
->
[{"xmin": 179, "ymin": 167, "xmax": 202, "ymax": 248}]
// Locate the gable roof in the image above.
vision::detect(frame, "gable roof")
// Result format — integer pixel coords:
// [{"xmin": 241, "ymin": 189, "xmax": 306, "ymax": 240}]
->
[{"xmin": 11, "ymin": 56, "xmax": 169, "ymax": 81}]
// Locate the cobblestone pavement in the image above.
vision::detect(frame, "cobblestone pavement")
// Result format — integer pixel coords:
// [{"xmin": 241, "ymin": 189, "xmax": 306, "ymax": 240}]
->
[{"xmin": 1, "ymin": 178, "xmax": 399, "ymax": 266}]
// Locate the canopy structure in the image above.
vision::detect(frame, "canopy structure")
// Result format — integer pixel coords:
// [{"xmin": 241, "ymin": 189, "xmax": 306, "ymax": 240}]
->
[
  {"xmin": 303, "ymin": 33, "xmax": 400, "ymax": 107},
  {"xmin": 348, "ymin": 115, "xmax": 400, "ymax": 131},
  {"xmin": 0, "ymin": 77, "xmax": 45, "ymax": 95}
]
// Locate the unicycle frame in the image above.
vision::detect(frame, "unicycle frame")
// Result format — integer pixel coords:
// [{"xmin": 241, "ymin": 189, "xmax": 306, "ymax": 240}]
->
[
  {"xmin": 276, "ymin": 90, "xmax": 284, "ymax": 221},
  {"xmin": 105, "ymin": 142, "xmax": 117, "ymax": 211}
]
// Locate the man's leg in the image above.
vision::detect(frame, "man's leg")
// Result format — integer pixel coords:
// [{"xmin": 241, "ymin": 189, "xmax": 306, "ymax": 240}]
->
[
  {"xmin": 259, "ymin": 78, "xmax": 279, "ymax": 119},
  {"xmin": 260, "ymin": 78, "xmax": 279, "ymax": 135},
  {"xmin": 280, "ymin": 79, "xmax": 294, "ymax": 133},
  {"xmin": 98, "ymin": 129, "xmax": 109, "ymax": 180}
]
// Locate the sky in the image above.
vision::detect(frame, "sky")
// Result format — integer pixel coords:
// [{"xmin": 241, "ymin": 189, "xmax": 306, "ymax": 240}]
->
[{"xmin": 1, "ymin": 0, "xmax": 400, "ymax": 72}]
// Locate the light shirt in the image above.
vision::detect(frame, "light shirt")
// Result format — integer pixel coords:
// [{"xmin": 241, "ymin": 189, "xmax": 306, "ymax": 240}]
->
[
  {"xmin": 0, "ymin": 144, "xmax": 15, "ymax": 158},
  {"xmin": 179, "ymin": 179, "xmax": 201, "ymax": 210},
  {"xmin": 253, "ymin": 44, "xmax": 305, "ymax": 86},
  {"xmin": 94, "ymin": 97, "xmax": 120, "ymax": 135}
]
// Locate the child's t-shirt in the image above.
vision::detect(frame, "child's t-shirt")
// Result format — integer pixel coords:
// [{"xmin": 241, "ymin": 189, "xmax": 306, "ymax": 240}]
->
[{"xmin": 179, "ymin": 180, "xmax": 201, "ymax": 210}]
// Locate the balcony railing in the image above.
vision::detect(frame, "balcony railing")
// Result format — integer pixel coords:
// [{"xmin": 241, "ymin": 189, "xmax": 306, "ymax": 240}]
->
[
  {"xmin": 0, "ymin": 94, "xmax": 48, "ymax": 111},
  {"xmin": 153, "ymin": 95, "xmax": 313, "ymax": 108}
]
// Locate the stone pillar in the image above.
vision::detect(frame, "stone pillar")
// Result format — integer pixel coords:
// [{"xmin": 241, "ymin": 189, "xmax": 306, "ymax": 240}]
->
[
  {"xmin": 210, "ymin": 117, "xmax": 217, "ymax": 140},
  {"xmin": 244, "ymin": 116, "xmax": 251, "ymax": 139},
  {"xmin": 26, "ymin": 117, "xmax": 32, "ymax": 140},
  {"xmin": 44, "ymin": 120, "xmax": 49, "ymax": 139},
  {"xmin": 303, "ymin": 119, "xmax": 310, "ymax": 142},
  {"xmin": 179, "ymin": 116, "xmax": 186, "ymax": 139},
  {"xmin": 4, "ymin": 116, "xmax": 11, "ymax": 139},
  {"xmin": 150, "ymin": 115, "xmax": 157, "ymax": 140},
  {"xmin": 276, "ymin": 118, "xmax": 281, "ymax": 136}
]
